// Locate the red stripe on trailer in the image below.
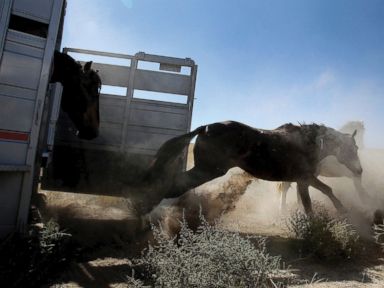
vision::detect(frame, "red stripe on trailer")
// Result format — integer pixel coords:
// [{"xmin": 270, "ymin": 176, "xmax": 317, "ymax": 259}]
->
[{"xmin": 0, "ymin": 130, "xmax": 29, "ymax": 142}]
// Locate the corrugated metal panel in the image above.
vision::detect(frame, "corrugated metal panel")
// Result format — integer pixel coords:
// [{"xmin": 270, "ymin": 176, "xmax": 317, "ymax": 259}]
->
[
  {"xmin": 12, "ymin": 0, "xmax": 53, "ymax": 24},
  {"xmin": 0, "ymin": 0, "xmax": 13, "ymax": 60},
  {"xmin": 6, "ymin": 29, "xmax": 46, "ymax": 49},
  {"xmin": 0, "ymin": 51, "xmax": 43, "ymax": 90},
  {"xmin": 0, "ymin": 141, "xmax": 28, "ymax": 165},
  {"xmin": 0, "ymin": 173, "xmax": 22, "ymax": 226},
  {"xmin": 99, "ymin": 96, "xmax": 126, "ymax": 123},
  {"xmin": 128, "ymin": 104, "xmax": 188, "ymax": 131},
  {"xmin": 0, "ymin": 95, "xmax": 35, "ymax": 132},
  {"xmin": 0, "ymin": 0, "xmax": 65, "ymax": 237},
  {"xmin": 89, "ymin": 63, "xmax": 131, "ymax": 87},
  {"xmin": 134, "ymin": 69, "xmax": 191, "ymax": 95},
  {"xmin": 124, "ymin": 129, "xmax": 181, "ymax": 155},
  {"xmin": 0, "ymin": 83, "xmax": 36, "ymax": 100}
]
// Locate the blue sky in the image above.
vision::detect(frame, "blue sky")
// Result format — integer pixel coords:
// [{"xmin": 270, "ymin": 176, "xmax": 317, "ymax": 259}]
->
[{"xmin": 62, "ymin": 0, "xmax": 384, "ymax": 148}]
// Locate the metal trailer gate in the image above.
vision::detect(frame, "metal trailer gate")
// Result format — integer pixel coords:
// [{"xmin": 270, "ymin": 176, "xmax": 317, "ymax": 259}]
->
[
  {"xmin": 0, "ymin": 0, "xmax": 64, "ymax": 237},
  {"xmin": 42, "ymin": 48, "xmax": 197, "ymax": 193}
]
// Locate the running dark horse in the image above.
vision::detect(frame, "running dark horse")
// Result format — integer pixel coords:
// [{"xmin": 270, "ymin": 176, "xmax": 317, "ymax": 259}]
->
[
  {"xmin": 50, "ymin": 51, "xmax": 101, "ymax": 140},
  {"xmin": 144, "ymin": 121, "xmax": 363, "ymax": 215}
]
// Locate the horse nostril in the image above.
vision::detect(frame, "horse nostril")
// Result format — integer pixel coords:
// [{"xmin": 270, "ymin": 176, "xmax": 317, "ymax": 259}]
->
[{"xmin": 355, "ymin": 167, "xmax": 363, "ymax": 176}]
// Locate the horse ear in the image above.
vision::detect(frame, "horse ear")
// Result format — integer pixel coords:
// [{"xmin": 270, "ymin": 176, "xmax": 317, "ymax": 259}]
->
[
  {"xmin": 84, "ymin": 61, "xmax": 93, "ymax": 72},
  {"xmin": 352, "ymin": 129, "xmax": 357, "ymax": 139}
]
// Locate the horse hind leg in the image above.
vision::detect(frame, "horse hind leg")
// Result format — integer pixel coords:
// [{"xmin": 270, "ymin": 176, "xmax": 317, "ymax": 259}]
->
[
  {"xmin": 308, "ymin": 176, "xmax": 345, "ymax": 213},
  {"xmin": 296, "ymin": 181, "xmax": 312, "ymax": 215},
  {"xmin": 166, "ymin": 166, "xmax": 228, "ymax": 199}
]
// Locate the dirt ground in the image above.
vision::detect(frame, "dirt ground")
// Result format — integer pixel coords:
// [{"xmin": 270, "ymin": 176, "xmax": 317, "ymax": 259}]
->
[{"xmin": 39, "ymin": 148, "xmax": 384, "ymax": 287}]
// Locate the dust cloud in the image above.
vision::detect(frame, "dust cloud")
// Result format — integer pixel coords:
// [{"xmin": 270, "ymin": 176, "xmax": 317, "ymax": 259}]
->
[{"xmin": 38, "ymin": 143, "xmax": 384, "ymax": 246}]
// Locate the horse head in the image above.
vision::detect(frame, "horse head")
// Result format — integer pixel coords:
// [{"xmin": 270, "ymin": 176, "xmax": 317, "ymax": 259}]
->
[
  {"xmin": 339, "ymin": 121, "xmax": 365, "ymax": 148},
  {"xmin": 321, "ymin": 127, "xmax": 363, "ymax": 176},
  {"xmin": 77, "ymin": 61, "xmax": 101, "ymax": 139},
  {"xmin": 51, "ymin": 51, "xmax": 102, "ymax": 140}
]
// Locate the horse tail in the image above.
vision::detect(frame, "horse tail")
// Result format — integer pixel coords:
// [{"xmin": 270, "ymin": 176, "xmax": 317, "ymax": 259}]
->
[
  {"xmin": 277, "ymin": 182, "xmax": 283, "ymax": 194},
  {"xmin": 144, "ymin": 126, "xmax": 206, "ymax": 180},
  {"xmin": 277, "ymin": 182, "xmax": 291, "ymax": 194}
]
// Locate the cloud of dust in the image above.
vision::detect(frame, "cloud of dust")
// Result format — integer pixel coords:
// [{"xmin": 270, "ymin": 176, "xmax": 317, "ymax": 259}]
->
[
  {"xmin": 168, "ymin": 126, "xmax": 384, "ymax": 238},
  {"xmin": 39, "ymin": 124, "xmax": 384, "ymax": 246},
  {"xmin": 145, "ymin": 168, "xmax": 253, "ymax": 237},
  {"xmin": 38, "ymin": 190, "xmax": 143, "ymax": 246}
]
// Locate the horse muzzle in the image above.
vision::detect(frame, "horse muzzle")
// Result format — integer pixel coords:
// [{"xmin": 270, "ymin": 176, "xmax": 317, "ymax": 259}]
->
[
  {"xmin": 77, "ymin": 128, "xmax": 99, "ymax": 140},
  {"xmin": 351, "ymin": 166, "xmax": 363, "ymax": 176}
]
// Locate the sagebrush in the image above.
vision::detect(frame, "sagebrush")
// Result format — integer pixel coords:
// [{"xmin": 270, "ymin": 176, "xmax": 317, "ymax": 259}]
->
[
  {"xmin": 373, "ymin": 224, "xmax": 384, "ymax": 251},
  {"xmin": 286, "ymin": 205, "xmax": 361, "ymax": 261},
  {"xmin": 0, "ymin": 219, "xmax": 71, "ymax": 288},
  {"xmin": 130, "ymin": 213, "xmax": 285, "ymax": 287}
]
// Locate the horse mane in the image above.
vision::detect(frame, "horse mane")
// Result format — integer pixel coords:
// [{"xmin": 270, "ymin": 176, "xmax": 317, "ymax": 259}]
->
[
  {"xmin": 300, "ymin": 123, "xmax": 336, "ymax": 139},
  {"xmin": 52, "ymin": 51, "xmax": 83, "ymax": 83},
  {"xmin": 275, "ymin": 123, "xmax": 300, "ymax": 132}
]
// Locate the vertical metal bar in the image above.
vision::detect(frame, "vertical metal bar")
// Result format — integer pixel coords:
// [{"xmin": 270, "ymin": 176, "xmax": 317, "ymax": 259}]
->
[
  {"xmin": 0, "ymin": 0, "xmax": 13, "ymax": 62},
  {"xmin": 17, "ymin": 0, "xmax": 65, "ymax": 232},
  {"xmin": 120, "ymin": 55, "xmax": 137, "ymax": 151},
  {"xmin": 187, "ymin": 64, "xmax": 198, "ymax": 132}
]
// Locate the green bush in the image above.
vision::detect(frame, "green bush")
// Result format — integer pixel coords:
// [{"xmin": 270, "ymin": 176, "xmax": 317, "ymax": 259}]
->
[
  {"xmin": 131, "ymin": 214, "xmax": 285, "ymax": 288},
  {"xmin": 286, "ymin": 206, "xmax": 361, "ymax": 262}
]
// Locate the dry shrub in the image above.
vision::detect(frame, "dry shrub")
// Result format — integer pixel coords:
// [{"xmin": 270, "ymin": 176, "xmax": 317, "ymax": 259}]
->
[
  {"xmin": 130, "ymin": 213, "xmax": 285, "ymax": 288},
  {"xmin": 286, "ymin": 204, "xmax": 361, "ymax": 262},
  {"xmin": 0, "ymin": 219, "xmax": 72, "ymax": 288},
  {"xmin": 373, "ymin": 224, "xmax": 384, "ymax": 251}
]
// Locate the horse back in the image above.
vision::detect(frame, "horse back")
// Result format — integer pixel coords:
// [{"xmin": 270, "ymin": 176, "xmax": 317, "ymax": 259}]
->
[{"xmin": 196, "ymin": 121, "xmax": 317, "ymax": 181}]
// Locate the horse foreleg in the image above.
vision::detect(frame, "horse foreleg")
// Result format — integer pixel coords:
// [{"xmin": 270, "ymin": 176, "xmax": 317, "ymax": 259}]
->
[
  {"xmin": 296, "ymin": 182, "xmax": 312, "ymax": 215},
  {"xmin": 166, "ymin": 166, "xmax": 227, "ymax": 199},
  {"xmin": 352, "ymin": 176, "xmax": 369, "ymax": 202},
  {"xmin": 295, "ymin": 184, "xmax": 304, "ymax": 210},
  {"xmin": 308, "ymin": 176, "xmax": 345, "ymax": 213}
]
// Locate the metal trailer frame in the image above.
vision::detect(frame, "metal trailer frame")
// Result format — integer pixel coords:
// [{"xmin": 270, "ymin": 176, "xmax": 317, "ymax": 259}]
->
[
  {"xmin": 42, "ymin": 48, "xmax": 198, "ymax": 193},
  {"xmin": 0, "ymin": 0, "xmax": 198, "ymax": 238},
  {"xmin": 0, "ymin": 0, "xmax": 65, "ymax": 237},
  {"xmin": 55, "ymin": 48, "xmax": 197, "ymax": 156}
]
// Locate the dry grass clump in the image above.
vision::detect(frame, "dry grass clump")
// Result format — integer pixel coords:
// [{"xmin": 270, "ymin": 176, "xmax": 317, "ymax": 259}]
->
[
  {"xmin": 373, "ymin": 224, "xmax": 384, "ymax": 252},
  {"xmin": 286, "ymin": 204, "xmax": 361, "ymax": 262},
  {"xmin": 129, "ymin": 213, "xmax": 286, "ymax": 287},
  {"xmin": 0, "ymin": 219, "xmax": 72, "ymax": 287}
]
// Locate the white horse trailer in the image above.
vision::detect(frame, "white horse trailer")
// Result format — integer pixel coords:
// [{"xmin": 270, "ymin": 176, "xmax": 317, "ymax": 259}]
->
[
  {"xmin": 0, "ymin": 0, "xmax": 65, "ymax": 237},
  {"xmin": 0, "ymin": 1, "xmax": 197, "ymax": 237}
]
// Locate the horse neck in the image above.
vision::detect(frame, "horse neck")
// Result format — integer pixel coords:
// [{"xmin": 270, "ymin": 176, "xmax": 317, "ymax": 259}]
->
[
  {"xmin": 52, "ymin": 52, "xmax": 81, "ymax": 86},
  {"xmin": 316, "ymin": 127, "xmax": 341, "ymax": 160}
]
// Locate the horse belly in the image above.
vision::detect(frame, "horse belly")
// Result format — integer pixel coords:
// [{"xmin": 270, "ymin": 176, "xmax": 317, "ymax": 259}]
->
[{"xmin": 241, "ymin": 155, "xmax": 310, "ymax": 182}]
